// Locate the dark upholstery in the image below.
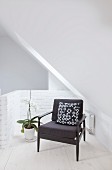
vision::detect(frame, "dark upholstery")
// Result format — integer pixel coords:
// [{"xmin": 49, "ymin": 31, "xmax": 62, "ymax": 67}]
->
[
  {"xmin": 39, "ymin": 121, "xmax": 81, "ymax": 138},
  {"xmin": 37, "ymin": 99, "xmax": 86, "ymax": 161}
]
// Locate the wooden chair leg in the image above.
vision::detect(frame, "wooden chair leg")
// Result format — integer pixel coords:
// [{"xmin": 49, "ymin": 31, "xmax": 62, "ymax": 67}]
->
[
  {"xmin": 76, "ymin": 142, "xmax": 79, "ymax": 161},
  {"xmin": 83, "ymin": 120, "xmax": 86, "ymax": 141},
  {"xmin": 76, "ymin": 125, "xmax": 79, "ymax": 161},
  {"xmin": 83, "ymin": 130, "xmax": 86, "ymax": 141},
  {"xmin": 37, "ymin": 132, "xmax": 40, "ymax": 152}
]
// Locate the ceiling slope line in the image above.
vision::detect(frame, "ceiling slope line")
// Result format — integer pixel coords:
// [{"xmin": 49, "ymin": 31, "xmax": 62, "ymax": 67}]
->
[
  {"xmin": 14, "ymin": 32, "xmax": 84, "ymax": 99},
  {"xmin": 0, "ymin": 20, "xmax": 84, "ymax": 99}
]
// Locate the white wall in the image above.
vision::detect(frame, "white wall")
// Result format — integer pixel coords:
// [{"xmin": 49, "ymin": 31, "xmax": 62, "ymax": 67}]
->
[
  {"xmin": 0, "ymin": 0, "xmax": 112, "ymax": 150},
  {"xmin": 0, "ymin": 36, "xmax": 48, "ymax": 94},
  {"xmin": 49, "ymin": 72, "xmax": 68, "ymax": 90}
]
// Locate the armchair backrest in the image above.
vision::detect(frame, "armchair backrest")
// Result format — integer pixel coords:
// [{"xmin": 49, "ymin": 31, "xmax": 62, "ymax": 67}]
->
[{"xmin": 52, "ymin": 99, "xmax": 83, "ymax": 121}]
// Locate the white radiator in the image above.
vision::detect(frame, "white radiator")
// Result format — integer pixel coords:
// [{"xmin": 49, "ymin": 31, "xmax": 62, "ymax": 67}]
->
[
  {"xmin": 85, "ymin": 111, "xmax": 95, "ymax": 135},
  {"xmin": 88, "ymin": 114, "xmax": 95, "ymax": 134}
]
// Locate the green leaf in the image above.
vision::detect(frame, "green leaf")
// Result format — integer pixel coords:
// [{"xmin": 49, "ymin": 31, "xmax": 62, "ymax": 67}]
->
[
  {"xmin": 31, "ymin": 124, "xmax": 38, "ymax": 132},
  {"xmin": 31, "ymin": 120, "xmax": 38, "ymax": 123},
  {"xmin": 23, "ymin": 121, "xmax": 29, "ymax": 128},
  {"xmin": 21, "ymin": 125, "xmax": 24, "ymax": 133},
  {"xmin": 23, "ymin": 120, "xmax": 29, "ymax": 123},
  {"xmin": 31, "ymin": 116, "xmax": 38, "ymax": 121},
  {"xmin": 17, "ymin": 120, "xmax": 25, "ymax": 124},
  {"xmin": 21, "ymin": 128, "xmax": 24, "ymax": 133},
  {"xmin": 17, "ymin": 119, "xmax": 29, "ymax": 124}
]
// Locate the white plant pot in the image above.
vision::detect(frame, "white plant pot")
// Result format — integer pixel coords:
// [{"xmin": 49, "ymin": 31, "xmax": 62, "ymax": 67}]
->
[{"xmin": 24, "ymin": 128, "xmax": 35, "ymax": 141}]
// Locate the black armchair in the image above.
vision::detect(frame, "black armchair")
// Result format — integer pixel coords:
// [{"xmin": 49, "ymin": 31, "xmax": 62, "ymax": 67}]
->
[{"xmin": 37, "ymin": 99, "xmax": 86, "ymax": 161}]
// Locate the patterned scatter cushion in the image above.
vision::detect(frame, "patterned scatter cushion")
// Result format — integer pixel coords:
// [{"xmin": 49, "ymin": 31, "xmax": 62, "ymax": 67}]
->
[{"xmin": 56, "ymin": 102, "xmax": 81, "ymax": 126}]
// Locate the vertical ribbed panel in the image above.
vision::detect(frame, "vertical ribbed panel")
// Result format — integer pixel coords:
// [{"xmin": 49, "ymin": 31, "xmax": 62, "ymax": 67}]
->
[{"xmin": 0, "ymin": 91, "xmax": 20, "ymax": 148}]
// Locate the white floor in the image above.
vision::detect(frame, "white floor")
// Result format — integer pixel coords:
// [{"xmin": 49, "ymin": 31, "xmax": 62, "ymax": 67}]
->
[{"xmin": 0, "ymin": 131, "xmax": 112, "ymax": 170}]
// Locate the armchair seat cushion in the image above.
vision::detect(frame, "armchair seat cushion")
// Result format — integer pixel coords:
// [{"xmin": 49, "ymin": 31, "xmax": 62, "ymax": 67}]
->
[{"xmin": 39, "ymin": 121, "xmax": 80, "ymax": 138}]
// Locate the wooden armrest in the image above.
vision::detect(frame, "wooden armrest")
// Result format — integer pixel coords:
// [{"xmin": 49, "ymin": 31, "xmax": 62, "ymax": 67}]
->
[
  {"xmin": 37, "ymin": 111, "xmax": 52, "ymax": 120},
  {"xmin": 37, "ymin": 111, "xmax": 52, "ymax": 127},
  {"xmin": 76, "ymin": 114, "xmax": 86, "ymax": 126}
]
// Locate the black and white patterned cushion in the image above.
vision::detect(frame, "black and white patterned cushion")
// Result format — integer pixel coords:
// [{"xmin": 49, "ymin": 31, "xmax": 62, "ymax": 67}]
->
[{"xmin": 56, "ymin": 102, "xmax": 81, "ymax": 126}]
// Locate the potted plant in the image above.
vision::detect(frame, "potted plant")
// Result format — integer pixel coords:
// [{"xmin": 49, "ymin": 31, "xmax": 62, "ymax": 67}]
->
[{"xmin": 17, "ymin": 90, "xmax": 39, "ymax": 141}]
